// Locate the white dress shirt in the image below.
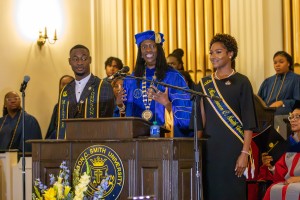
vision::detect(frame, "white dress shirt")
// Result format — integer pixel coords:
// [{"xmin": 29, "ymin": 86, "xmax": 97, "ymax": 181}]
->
[{"xmin": 75, "ymin": 74, "xmax": 91, "ymax": 102}]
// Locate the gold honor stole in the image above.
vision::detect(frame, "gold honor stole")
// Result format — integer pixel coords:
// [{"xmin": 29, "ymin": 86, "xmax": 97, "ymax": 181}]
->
[
  {"xmin": 200, "ymin": 75, "xmax": 244, "ymax": 143},
  {"xmin": 201, "ymin": 75, "xmax": 255, "ymax": 178},
  {"xmin": 56, "ymin": 80, "xmax": 103, "ymax": 139}
]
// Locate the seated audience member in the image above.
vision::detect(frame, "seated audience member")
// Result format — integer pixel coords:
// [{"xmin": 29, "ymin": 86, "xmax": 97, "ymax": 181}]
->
[
  {"xmin": 258, "ymin": 51, "xmax": 300, "ymax": 136},
  {"xmin": 111, "ymin": 76, "xmax": 127, "ymax": 117},
  {"xmin": 167, "ymin": 49, "xmax": 195, "ymax": 89},
  {"xmin": 0, "ymin": 91, "xmax": 42, "ymax": 152},
  {"xmin": 103, "ymin": 56, "xmax": 124, "ymax": 82},
  {"xmin": 167, "ymin": 48, "xmax": 185, "ymax": 70},
  {"xmin": 259, "ymin": 101, "xmax": 300, "ymax": 200},
  {"xmin": 45, "ymin": 75, "xmax": 74, "ymax": 139},
  {"xmin": 122, "ymin": 30, "xmax": 193, "ymax": 138}
]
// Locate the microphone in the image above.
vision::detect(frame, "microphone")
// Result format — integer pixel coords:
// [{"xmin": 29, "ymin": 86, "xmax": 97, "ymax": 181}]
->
[
  {"xmin": 19, "ymin": 75, "xmax": 30, "ymax": 92},
  {"xmin": 108, "ymin": 66, "xmax": 130, "ymax": 80}
]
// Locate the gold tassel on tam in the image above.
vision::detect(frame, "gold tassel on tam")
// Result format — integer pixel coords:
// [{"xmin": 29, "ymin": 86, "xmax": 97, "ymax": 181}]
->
[{"xmin": 155, "ymin": 32, "xmax": 162, "ymax": 44}]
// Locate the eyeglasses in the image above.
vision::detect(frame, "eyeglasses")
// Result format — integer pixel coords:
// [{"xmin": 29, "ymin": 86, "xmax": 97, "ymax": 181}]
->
[
  {"xmin": 140, "ymin": 44, "xmax": 156, "ymax": 50},
  {"xmin": 288, "ymin": 114, "xmax": 300, "ymax": 121},
  {"xmin": 70, "ymin": 56, "xmax": 89, "ymax": 62},
  {"xmin": 6, "ymin": 97, "xmax": 20, "ymax": 102}
]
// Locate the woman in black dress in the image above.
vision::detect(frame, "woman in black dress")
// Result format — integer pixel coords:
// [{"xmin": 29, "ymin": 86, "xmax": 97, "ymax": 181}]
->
[{"xmin": 196, "ymin": 34, "xmax": 257, "ymax": 200}]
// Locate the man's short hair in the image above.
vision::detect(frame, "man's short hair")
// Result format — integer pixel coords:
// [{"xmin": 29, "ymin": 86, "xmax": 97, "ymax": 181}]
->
[{"xmin": 69, "ymin": 44, "xmax": 90, "ymax": 55}]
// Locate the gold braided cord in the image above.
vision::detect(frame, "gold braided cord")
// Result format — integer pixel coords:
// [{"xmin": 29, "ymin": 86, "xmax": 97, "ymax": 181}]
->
[
  {"xmin": 266, "ymin": 73, "xmax": 287, "ymax": 105},
  {"xmin": 0, "ymin": 112, "xmax": 22, "ymax": 150}
]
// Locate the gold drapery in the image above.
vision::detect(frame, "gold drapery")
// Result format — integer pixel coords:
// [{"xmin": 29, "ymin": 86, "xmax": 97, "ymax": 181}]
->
[
  {"xmin": 283, "ymin": 0, "xmax": 300, "ymax": 66},
  {"xmin": 123, "ymin": 0, "xmax": 230, "ymax": 83}
]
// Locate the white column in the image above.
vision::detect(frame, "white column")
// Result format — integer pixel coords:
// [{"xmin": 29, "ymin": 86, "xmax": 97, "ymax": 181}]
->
[
  {"xmin": 12, "ymin": 157, "xmax": 32, "ymax": 200},
  {"xmin": 0, "ymin": 152, "xmax": 18, "ymax": 200}
]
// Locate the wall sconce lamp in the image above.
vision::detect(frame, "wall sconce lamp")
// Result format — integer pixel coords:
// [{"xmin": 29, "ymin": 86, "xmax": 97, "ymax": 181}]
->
[{"xmin": 37, "ymin": 27, "xmax": 57, "ymax": 48}]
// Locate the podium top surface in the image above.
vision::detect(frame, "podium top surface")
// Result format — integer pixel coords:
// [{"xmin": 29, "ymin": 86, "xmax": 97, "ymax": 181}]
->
[
  {"xmin": 63, "ymin": 117, "xmax": 170, "ymax": 140},
  {"xmin": 63, "ymin": 117, "xmax": 150, "ymax": 123}
]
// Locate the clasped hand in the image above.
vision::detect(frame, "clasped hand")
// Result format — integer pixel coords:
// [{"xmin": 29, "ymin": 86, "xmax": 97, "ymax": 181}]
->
[
  {"xmin": 115, "ymin": 88, "xmax": 127, "ymax": 106},
  {"xmin": 147, "ymin": 85, "xmax": 170, "ymax": 106}
]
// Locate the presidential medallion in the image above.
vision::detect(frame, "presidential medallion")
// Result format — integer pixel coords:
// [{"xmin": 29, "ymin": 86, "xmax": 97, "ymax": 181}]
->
[{"xmin": 142, "ymin": 110, "xmax": 153, "ymax": 120}]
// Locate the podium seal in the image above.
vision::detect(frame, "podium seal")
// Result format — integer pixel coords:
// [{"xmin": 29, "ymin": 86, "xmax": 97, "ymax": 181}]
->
[{"xmin": 74, "ymin": 145, "xmax": 124, "ymax": 198}]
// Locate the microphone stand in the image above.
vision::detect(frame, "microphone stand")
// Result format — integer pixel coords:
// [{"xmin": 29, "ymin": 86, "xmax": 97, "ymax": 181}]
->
[
  {"xmin": 21, "ymin": 89, "xmax": 26, "ymax": 200},
  {"xmin": 124, "ymin": 74, "xmax": 221, "ymax": 200}
]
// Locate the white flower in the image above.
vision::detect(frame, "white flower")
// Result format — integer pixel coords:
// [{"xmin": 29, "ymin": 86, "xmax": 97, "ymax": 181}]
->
[{"xmin": 74, "ymin": 172, "xmax": 90, "ymax": 200}]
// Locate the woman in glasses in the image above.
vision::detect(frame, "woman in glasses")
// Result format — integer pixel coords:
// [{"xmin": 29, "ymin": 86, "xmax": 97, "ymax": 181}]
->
[
  {"xmin": 0, "ymin": 91, "xmax": 42, "ymax": 152},
  {"xmin": 260, "ymin": 101, "xmax": 300, "ymax": 200}
]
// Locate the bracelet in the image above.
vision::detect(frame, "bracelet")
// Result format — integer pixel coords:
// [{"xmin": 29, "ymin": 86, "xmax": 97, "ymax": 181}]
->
[
  {"xmin": 117, "ymin": 103, "xmax": 126, "ymax": 112},
  {"xmin": 119, "ymin": 110, "xmax": 126, "ymax": 117},
  {"xmin": 241, "ymin": 150, "xmax": 250, "ymax": 156}
]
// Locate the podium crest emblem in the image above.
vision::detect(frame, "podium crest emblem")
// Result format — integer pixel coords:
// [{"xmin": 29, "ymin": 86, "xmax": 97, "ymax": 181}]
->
[{"xmin": 74, "ymin": 145, "xmax": 124, "ymax": 198}]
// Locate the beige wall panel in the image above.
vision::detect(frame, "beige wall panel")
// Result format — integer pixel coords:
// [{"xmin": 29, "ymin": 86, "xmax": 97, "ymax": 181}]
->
[
  {"xmin": 292, "ymin": 0, "xmax": 300, "ymax": 63},
  {"xmin": 177, "ymin": 0, "xmax": 187, "ymax": 67},
  {"xmin": 159, "ymin": 0, "xmax": 169, "ymax": 54},
  {"xmin": 243, "ymin": 1, "xmax": 253, "ymax": 76},
  {"xmin": 186, "ymin": 0, "xmax": 196, "ymax": 72},
  {"xmin": 230, "ymin": 0, "xmax": 283, "ymax": 92},
  {"xmin": 262, "ymin": 0, "xmax": 283, "ymax": 78},
  {"xmin": 150, "ymin": 0, "xmax": 159, "ymax": 32},
  {"xmin": 282, "ymin": 0, "xmax": 292, "ymax": 53},
  {"xmin": 133, "ymin": 0, "xmax": 142, "ymax": 33},
  {"xmin": 91, "ymin": 0, "xmax": 99, "ymax": 75},
  {"xmin": 133, "ymin": 0, "xmax": 142, "ymax": 64},
  {"xmin": 223, "ymin": 0, "xmax": 230, "ymax": 33},
  {"xmin": 95, "ymin": 0, "xmax": 125, "ymax": 77},
  {"xmin": 142, "ymin": 0, "xmax": 151, "ymax": 31},
  {"xmin": 195, "ymin": 0, "xmax": 205, "ymax": 81},
  {"xmin": 117, "ymin": 0, "xmax": 126, "ymax": 65},
  {"xmin": 213, "ymin": 0, "xmax": 223, "ymax": 34},
  {"xmin": 125, "ymin": 0, "xmax": 134, "ymax": 69},
  {"xmin": 168, "ymin": 0, "xmax": 178, "ymax": 53},
  {"xmin": 204, "ymin": 0, "xmax": 214, "ymax": 71}
]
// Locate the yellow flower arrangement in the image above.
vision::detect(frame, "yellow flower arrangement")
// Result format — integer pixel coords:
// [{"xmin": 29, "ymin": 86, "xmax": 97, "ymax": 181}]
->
[{"xmin": 32, "ymin": 161, "xmax": 91, "ymax": 200}]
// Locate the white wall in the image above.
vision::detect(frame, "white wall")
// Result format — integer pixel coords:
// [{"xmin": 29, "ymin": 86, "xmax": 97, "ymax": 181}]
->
[{"xmin": 0, "ymin": 0, "xmax": 94, "ymax": 137}]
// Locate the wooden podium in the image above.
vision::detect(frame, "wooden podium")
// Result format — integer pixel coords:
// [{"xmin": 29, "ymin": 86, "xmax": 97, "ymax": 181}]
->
[
  {"xmin": 31, "ymin": 118, "xmax": 197, "ymax": 199},
  {"xmin": 253, "ymin": 94, "xmax": 276, "ymax": 132}
]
